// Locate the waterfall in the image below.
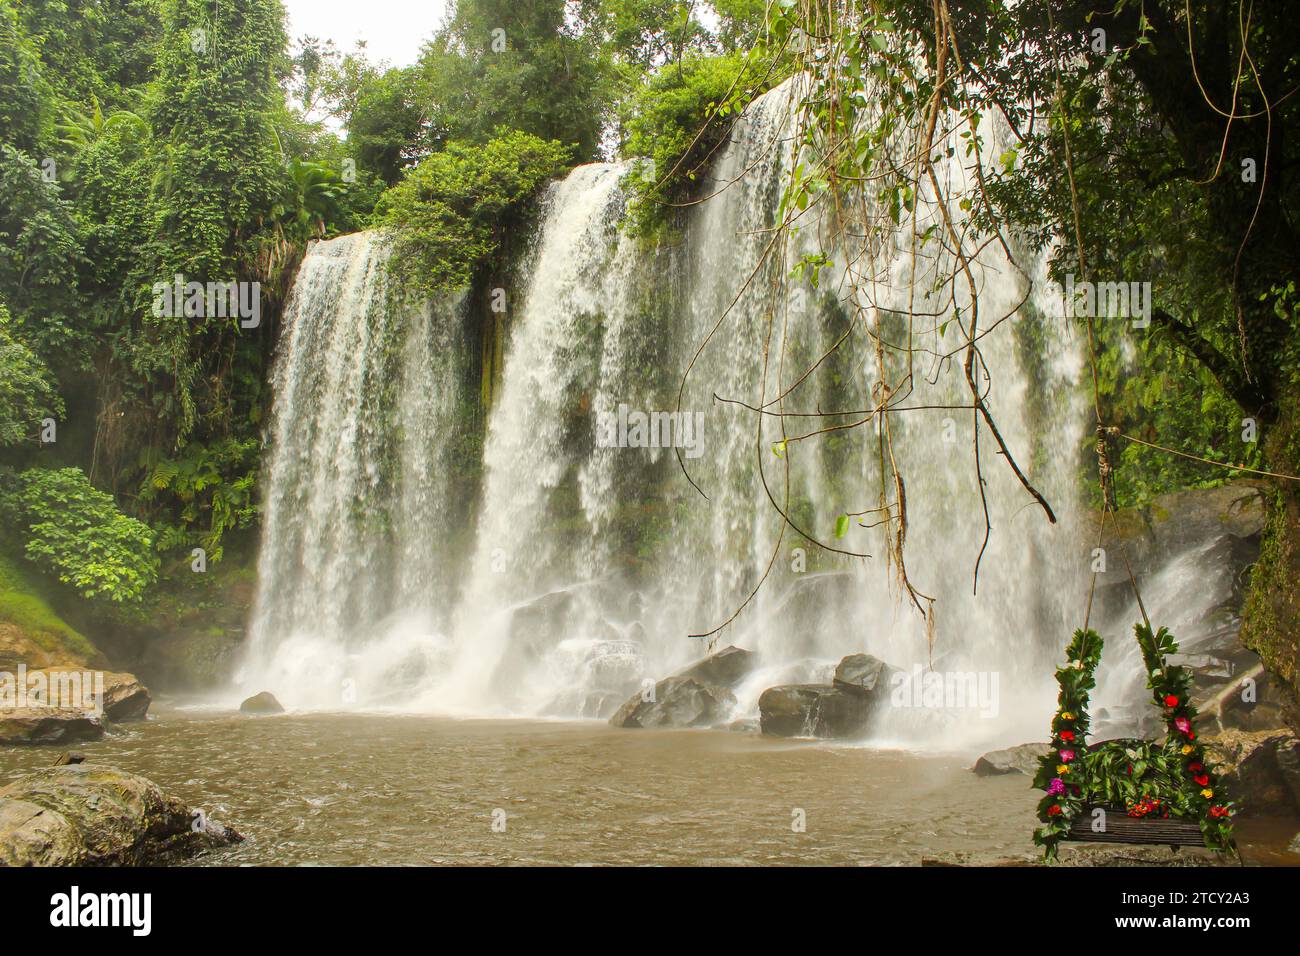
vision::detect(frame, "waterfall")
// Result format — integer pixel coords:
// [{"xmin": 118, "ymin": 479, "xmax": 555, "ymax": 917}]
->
[
  {"xmin": 242, "ymin": 232, "xmax": 473, "ymax": 708},
  {"xmin": 245, "ymin": 80, "xmax": 1090, "ymax": 747}
]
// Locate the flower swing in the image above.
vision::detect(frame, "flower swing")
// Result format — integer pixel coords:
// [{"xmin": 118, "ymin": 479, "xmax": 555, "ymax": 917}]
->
[{"xmin": 1030, "ymin": 430, "xmax": 1238, "ymax": 860}]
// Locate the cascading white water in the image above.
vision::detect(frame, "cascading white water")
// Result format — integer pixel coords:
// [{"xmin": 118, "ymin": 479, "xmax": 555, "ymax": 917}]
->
[
  {"xmin": 242, "ymin": 232, "xmax": 471, "ymax": 707},
  {"xmin": 247, "ymin": 80, "xmax": 1095, "ymax": 747}
]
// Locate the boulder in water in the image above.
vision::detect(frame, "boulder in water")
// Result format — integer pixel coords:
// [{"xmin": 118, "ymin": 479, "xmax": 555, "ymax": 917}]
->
[
  {"xmin": 672, "ymin": 645, "xmax": 756, "ymax": 688},
  {"xmin": 1204, "ymin": 730, "xmax": 1300, "ymax": 816},
  {"xmin": 609, "ymin": 676, "xmax": 736, "ymax": 729},
  {"xmin": 240, "ymin": 691, "xmax": 284, "ymax": 715},
  {"xmin": 0, "ymin": 764, "xmax": 241, "ymax": 865},
  {"xmin": 100, "ymin": 672, "xmax": 151, "ymax": 722},
  {"xmin": 832, "ymin": 653, "xmax": 901, "ymax": 698},
  {"xmin": 20, "ymin": 669, "xmax": 150, "ymax": 722},
  {"xmin": 0, "ymin": 708, "xmax": 103, "ymax": 746},
  {"xmin": 972, "ymin": 742, "xmax": 1051, "ymax": 776},
  {"xmin": 758, "ymin": 684, "xmax": 871, "ymax": 738}
]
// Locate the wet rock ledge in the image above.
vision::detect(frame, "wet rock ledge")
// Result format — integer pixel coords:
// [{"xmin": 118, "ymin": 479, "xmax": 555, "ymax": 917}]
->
[
  {"xmin": 0, "ymin": 764, "xmax": 240, "ymax": 866},
  {"xmin": 0, "ymin": 671, "xmax": 152, "ymax": 746}
]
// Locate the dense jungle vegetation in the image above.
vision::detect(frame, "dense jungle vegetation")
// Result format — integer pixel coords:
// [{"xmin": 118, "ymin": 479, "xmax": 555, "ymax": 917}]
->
[{"xmin": 0, "ymin": 0, "xmax": 1296, "ymax": 717}]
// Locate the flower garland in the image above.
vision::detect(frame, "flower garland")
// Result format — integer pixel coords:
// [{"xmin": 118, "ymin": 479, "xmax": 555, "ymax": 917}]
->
[
  {"xmin": 1031, "ymin": 624, "xmax": 1237, "ymax": 860},
  {"xmin": 1032, "ymin": 628, "xmax": 1102, "ymax": 860},
  {"xmin": 1133, "ymin": 623, "xmax": 1236, "ymax": 852}
]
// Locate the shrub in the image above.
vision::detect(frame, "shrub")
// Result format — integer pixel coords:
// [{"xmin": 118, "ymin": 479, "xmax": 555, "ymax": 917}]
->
[
  {"xmin": 620, "ymin": 53, "xmax": 753, "ymax": 239},
  {"xmin": 0, "ymin": 467, "xmax": 159, "ymax": 603},
  {"xmin": 0, "ymin": 301, "xmax": 63, "ymax": 447},
  {"xmin": 374, "ymin": 129, "xmax": 570, "ymax": 297}
]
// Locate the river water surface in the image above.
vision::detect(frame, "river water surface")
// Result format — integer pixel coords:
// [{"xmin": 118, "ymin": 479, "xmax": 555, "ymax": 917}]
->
[{"xmin": 2, "ymin": 709, "xmax": 1295, "ymax": 866}]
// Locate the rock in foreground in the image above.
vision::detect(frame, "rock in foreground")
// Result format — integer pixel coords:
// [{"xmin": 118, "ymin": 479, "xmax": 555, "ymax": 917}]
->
[
  {"xmin": 972, "ymin": 742, "xmax": 1051, "ymax": 777},
  {"xmin": 609, "ymin": 676, "xmax": 736, "ymax": 728},
  {"xmin": 240, "ymin": 691, "xmax": 284, "ymax": 714},
  {"xmin": 759, "ymin": 684, "xmax": 870, "ymax": 738},
  {"xmin": 0, "ymin": 709, "xmax": 103, "ymax": 746},
  {"xmin": 0, "ymin": 765, "xmax": 241, "ymax": 865}
]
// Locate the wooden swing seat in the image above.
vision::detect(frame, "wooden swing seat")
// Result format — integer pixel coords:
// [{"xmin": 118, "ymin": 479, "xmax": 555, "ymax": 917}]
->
[
  {"xmin": 1064, "ymin": 805, "xmax": 1205, "ymax": 848},
  {"xmin": 1061, "ymin": 739, "xmax": 1208, "ymax": 849}
]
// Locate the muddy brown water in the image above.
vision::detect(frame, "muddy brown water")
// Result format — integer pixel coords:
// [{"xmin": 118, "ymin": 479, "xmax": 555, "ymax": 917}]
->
[{"xmin": 2, "ymin": 709, "xmax": 1295, "ymax": 866}]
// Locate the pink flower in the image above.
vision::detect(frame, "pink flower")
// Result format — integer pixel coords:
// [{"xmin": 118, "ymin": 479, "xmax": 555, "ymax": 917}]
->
[
  {"xmin": 1047, "ymin": 778, "xmax": 1066, "ymax": 796},
  {"xmin": 1059, "ymin": 749, "xmax": 1076, "ymax": 763},
  {"xmin": 1174, "ymin": 717, "xmax": 1191, "ymax": 735}
]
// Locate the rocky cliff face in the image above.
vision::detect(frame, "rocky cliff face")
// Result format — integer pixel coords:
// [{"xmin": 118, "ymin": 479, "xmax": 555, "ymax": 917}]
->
[{"xmin": 1084, "ymin": 482, "xmax": 1289, "ymax": 737}]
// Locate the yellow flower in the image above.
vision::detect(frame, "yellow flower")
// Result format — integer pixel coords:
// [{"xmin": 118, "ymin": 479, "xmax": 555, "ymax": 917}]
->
[
  {"xmin": 1182, "ymin": 745, "xmax": 1194, "ymax": 755},
  {"xmin": 1056, "ymin": 764, "xmax": 1069, "ymax": 774},
  {"xmin": 1060, "ymin": 712, "xmax": 1074, "ymax": 721},
  {"xmin": 1200, "ymin": 788, "xmax": 1213, "ymax": 799}
]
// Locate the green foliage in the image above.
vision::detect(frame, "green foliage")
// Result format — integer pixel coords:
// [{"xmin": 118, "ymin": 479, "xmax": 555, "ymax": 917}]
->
[
  {"xmin": 0, "ymin": 301, "xmax": 63, "ymax": 447},
  {"xmin": 1090, "ymin": 326, "xmax": 1262, "ymax": 507},
  {"xmin": 0, "ymin": 1, "xmax": 48, "ymax": 153},
  {"xmin": 0, "ymin": 143, "xmax": 87, "ymax": 361},
  {"xmin": 272, "ymin": 158, "xmax": 348, "ymax": 244},
  {"xmin": 338, "ymin": 64, "xmax": 426, "ymax": 186},
  {"xmin": 620, "ymin": 52, "xmax": 756, "ymax": 238},
  {"xmin": 0, "ymin": 467, "xmax": 159, "ymax": 603},
  {"xmin": 375, "ymin": 129, "xmax": 569, "ymax": 296},
  {"xmin": 416, "ymin": 0, "xmax": 610, "ymax": 161},
  {"xmin": 13, "ymin": 0, "xmax": 160, "ymax": 115},
  {"xmin": 140, "ymin": 437, "xmax": 258, "ymax": 562}
]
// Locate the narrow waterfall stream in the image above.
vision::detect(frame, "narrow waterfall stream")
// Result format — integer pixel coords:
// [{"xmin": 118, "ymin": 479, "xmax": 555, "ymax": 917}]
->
[
  {"xmin": 243, "ymin": 232, "xmax": 474, "ymax": 707},
  {"xmin": 242, "ymin": 81, "xmax": 1099, "ymax": 749}
]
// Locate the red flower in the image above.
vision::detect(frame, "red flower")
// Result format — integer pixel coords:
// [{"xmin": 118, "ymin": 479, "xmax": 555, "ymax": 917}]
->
[
  {"xmin": 1059, "ymin": 730, "xmax": 1075, "ymax": 742},
  {"xmin": 1193, "ymin": 774, "xmax": 1210, "ymax": 787},
  {"xmin": 1209, "ymin": 806, "xmax": 1231, "ymax": 819},
  {"xmin": 1164, "ymin": 694, "xmax": 1179, "ymax": 707},
  {"xmin": 1047, "ymin": 805, "xmax": 1062, "ymax": 817},
  {"xmin": 1188, "ymin": 762, "xmax": 1204, "ymax": 772}
]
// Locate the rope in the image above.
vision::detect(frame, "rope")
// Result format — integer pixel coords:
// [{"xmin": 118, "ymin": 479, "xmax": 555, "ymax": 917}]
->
[
  {"xmin": 1049, "ymin": 11, "xmax": 1152, "ymax": 631},
  {"xmin": 1115, "ymin": 431, "xmax": 1300, "ymax": 483}
]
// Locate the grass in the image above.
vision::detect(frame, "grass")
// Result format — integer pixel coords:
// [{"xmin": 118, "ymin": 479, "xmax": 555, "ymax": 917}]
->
[{"xmin": 0, "ymin": 552, "xmax": 98, "ymax": 663}]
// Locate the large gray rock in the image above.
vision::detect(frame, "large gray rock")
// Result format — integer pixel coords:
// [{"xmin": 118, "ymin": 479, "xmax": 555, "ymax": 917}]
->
[
  {"xmin": 673, "ymin": 645, "xmax": 756, "ymax": 689},
  {"xmin": 758, "ymin": 684, "xmax": 871, "ymax": 738},
  {"xmin": 972, "ymin": 742, "xmax": 1051, "ymax": 777},
  {"xmin": 833, "ymin": 653, "xmax": 901, "ymax": 698},
  {"xmin": 0, "ymin": 764, "xmax": 241, "ymax": 865},
  {"xmin": 0, "ymin": 709, "xmax": 103, "ymax": 746},
  {"xmin": 24, "ymin": 669, "xmax": 151, "ymax": 723},
  {"xmin": 100, "ymin": 673, "xmax": 151, "ymax": 722},
  {"xmin": 609, "ymin": 676, "xmax": 736, "ymax": 729},
  {"xmin": 239, "ymin": 691, "xmax": 284, "ymax": 715},
  {"xmin": 1204, "ymin": 730, "xmax": 1300, "ymax": 816}
]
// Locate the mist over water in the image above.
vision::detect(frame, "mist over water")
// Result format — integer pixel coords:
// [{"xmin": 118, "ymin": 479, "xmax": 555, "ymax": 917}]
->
[{"xmin": 242, "ymin": 81, "xmax": 1098, "ymax": 749}]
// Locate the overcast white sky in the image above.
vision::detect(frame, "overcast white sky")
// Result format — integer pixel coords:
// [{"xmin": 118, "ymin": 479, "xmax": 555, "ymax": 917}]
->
[{"xmin": 282, "ymin": 0, "xmax": 450, "ymax": 67}]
